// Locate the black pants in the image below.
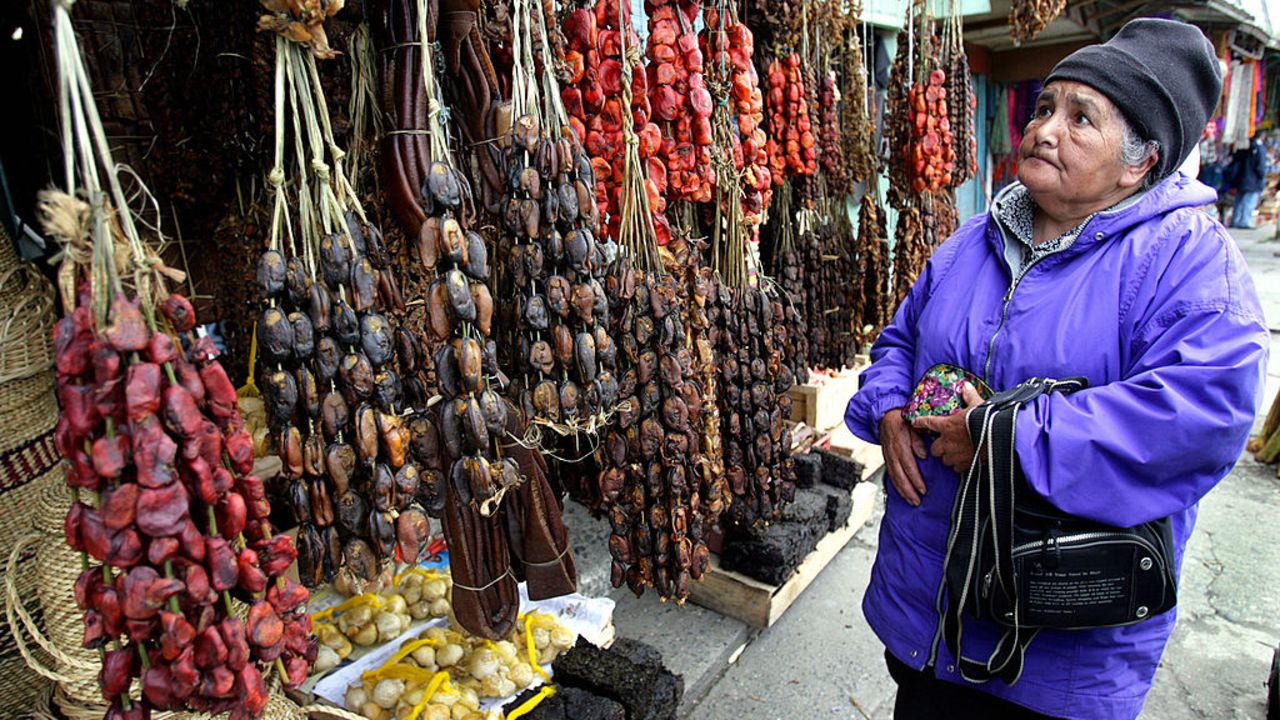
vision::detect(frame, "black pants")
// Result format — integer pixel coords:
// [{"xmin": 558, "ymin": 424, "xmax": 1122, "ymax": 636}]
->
[{"xmin": 886, "ymin": 652, "xmax": 1064, "ymax": 720}]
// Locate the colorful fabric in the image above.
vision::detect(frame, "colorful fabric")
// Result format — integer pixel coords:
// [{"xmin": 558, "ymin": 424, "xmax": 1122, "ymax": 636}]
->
[
  {"xmin": 844, "ymin": 172, "xmax": 1269, "ymax": 719},
  {"xmin": 903, "ymin": 364, "xmax": 992, "ymax": 423}
]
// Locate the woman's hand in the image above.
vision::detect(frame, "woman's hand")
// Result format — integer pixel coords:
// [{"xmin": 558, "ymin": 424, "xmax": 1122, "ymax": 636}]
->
[
  {"xmin": 912, "ymin": 384, "xmax": 985, "ymax": 474},
  {"xmin": 879, "ymin": 409, "xmax": 928, "ymax": 506}
]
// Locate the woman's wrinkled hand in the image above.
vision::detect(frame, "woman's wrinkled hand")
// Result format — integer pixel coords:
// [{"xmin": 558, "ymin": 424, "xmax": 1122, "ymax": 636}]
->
[
  {"xmin": 912, "ymin": 384, "xmax": 985, "ymax": 475},
  {"xmin": 880, "ymin": 408, "xmax": 928, "ymax": 506}
]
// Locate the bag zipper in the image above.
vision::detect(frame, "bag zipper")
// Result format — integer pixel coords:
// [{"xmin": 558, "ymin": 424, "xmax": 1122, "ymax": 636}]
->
[{"xmin": 1012, "ymin": 533, "xmax": 1166, "ymax": 570}]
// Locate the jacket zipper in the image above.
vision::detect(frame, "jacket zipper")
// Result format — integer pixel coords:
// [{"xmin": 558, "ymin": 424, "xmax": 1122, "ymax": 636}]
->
[{"xmin": 980, "ymin": 220, "xmax": 1097, "ymax": 380}]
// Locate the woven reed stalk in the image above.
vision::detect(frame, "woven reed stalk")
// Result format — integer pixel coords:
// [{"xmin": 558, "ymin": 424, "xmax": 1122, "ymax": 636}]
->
[
  {"xmin": 0, "ymin": 261, "xmax": 57, "ymax": 383},
  {"xmin": 0, "ymin": 226, "xmax": 60, "ymax": 717}
]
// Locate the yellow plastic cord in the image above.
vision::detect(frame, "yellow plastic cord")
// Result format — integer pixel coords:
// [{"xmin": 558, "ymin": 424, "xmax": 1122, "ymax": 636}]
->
[
  {"xmin": 237, "ymin": 320, "xmax": 261, "ymax": 399},
  {"xmin": 309, "ymin": 592, "xmax": 385, "ymax": 622},
  {"xmin": 363, "ymin": 637, "xmax": 444, "ymax": 682},
  {"xmin": 521, "ymin": 614, "xmax": 552, "ymax": 681},
  {"xmin": 406, "ymin": 671, "xmax": 454, "ymax": 720},
  {"xmin": 394, "ymin": 566, "xmax": 447, "ymax": 586},
  {"xmin": 505, "ymin": 685, "xmax": 556, "ymax": 720}
]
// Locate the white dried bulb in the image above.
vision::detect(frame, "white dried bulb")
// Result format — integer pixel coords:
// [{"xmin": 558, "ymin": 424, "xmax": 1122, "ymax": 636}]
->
[
  {"xmin": 437, "ymin": 643, "xmax": 464, "ymax": 667},
  {"xmin": 429, "ymin": 598, "xmax": 450, "ymax": 617},
  {"xmin": 508, "ymin": 662, "xmax": 534, "ymax": 689},
  {"xmin": 372, "ymin": 678, "xmax": 406, "ymax": 709},
  {"xmin": 551, "ymin": 626, "xmax": 574, "ymax": 649},
  {"xmin": 384, "ymin": 595, "xmax": 408, "ymax": 615},
  {"xmin": 424, "ymin": 706, "xmax": 451, "ymax": 720},
  {"xmin": 425, "ymin": 627, "xmax": 448, "ymax": 643},
  {"xmin": 411, "ymin": 646, "xmax": 437, "ymax": 668},
  {"xmin": 314, "ymin": 645, "xmax": 342, "ymax": 673},
  {"xmin": 423, "ymin": 578, "xmax": 448, "ymax": 602},
  {"xmin": 352, "ymin": 623, "xmax": 379, "ymax": 646},
  {"xmin": 360, "ymin": 701, "xmax": 387, "ymax": 720},
  {"xmin": 401, "ymin": 581, "xmax": 423, "ymax": 605},
  {"xmin": 403, "ymin": 688, "xmax": 424, "ymax": 706},
  {"xmin": 496, "ymin": 677, "xmax": 516, "ymax": 699},
  {"xmin": 466, "ymin": 648, "xmax": 499, "ymax": 680},
  {"xmin": 409, "ymin": 600, "xmax": 432, "ymax": 620},
  {"xmin": 375, "ymin": 611, "xmax": 403, "ymax": 642},
  {"xmin": 345, "ymin": 686, "xmax": 370, "ymax": 710},
  {"xmin": 346, "ymin": 605, "xmax": 374, "ymax": 626}
]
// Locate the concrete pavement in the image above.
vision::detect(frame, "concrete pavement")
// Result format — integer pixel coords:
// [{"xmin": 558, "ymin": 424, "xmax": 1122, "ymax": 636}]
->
[{"xmin": 563, "ymin": 222, "xmax": 1280, "ymax": 719}]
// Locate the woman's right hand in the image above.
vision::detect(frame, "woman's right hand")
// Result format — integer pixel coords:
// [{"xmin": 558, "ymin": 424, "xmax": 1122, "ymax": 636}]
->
[{"xmin": 880, "ymin": 408, "xmax": 928, "ymax": 507}]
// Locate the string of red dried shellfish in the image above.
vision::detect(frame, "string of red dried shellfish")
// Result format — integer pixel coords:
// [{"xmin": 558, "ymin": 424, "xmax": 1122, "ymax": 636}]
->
[
  {"xmin": 701, "ymin": 4, "xmax": 773, "ymax": 242},
  {"xmin": 764, "ymin": 53, "xmax": 817, "ymax": 184},
  {"xmin": 561, "ymin": 0, "xmax": 673, "ymax": 246},
  {"xmin": 49, "ymin": 5, "xmax": 312, "ymax": 717},
  {"xmin": 645, "ymin": 0, "xmax": 715, "ymax": 206}
]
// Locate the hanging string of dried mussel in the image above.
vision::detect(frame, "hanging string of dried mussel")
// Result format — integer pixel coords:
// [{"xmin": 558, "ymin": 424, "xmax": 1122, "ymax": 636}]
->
[
  {"xmin": 589, "ymin": 0, "xmax": 715, "ymax": 602},
  {"xmin": 498, "ymin": 0, "xmax": 620, "ymax": 459},
  {"xmin": 254, "ymin": 14, "xmax": 427, "ymax": 596}
]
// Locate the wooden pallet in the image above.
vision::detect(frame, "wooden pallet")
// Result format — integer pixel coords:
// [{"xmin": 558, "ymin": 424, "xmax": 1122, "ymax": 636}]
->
[{"xmin": 688, "ymin": 480, "xmax": 880, "ymax": 629}]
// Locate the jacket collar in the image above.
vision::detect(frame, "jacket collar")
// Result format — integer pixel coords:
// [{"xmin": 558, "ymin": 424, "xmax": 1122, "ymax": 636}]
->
[{"xmin": 983, "ymin": 172, "xmax": 1217, "ymax": 267}]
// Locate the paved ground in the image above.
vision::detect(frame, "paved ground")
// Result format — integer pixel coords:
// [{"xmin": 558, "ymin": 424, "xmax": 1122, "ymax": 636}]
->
[{"xmin": 568, "ymin": 223, "xmax": 1280, "ymax": 719}]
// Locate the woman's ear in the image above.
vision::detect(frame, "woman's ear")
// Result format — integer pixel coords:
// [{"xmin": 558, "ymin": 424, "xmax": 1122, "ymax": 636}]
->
[{"xmin": 1118, "ymin": 150, "xmax": 1159, "ymax": 189}]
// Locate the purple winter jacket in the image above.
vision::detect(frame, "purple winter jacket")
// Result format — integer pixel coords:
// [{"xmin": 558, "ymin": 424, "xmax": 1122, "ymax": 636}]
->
[{"xmin": 844, "ymin": 173, "xmax": 1270, "ymax": 719}]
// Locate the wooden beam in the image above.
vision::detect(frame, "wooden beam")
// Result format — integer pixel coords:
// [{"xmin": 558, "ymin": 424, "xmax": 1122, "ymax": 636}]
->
[{"xmin": 989, "ymin": 40, "xmax": 1095, "ymax": 83}]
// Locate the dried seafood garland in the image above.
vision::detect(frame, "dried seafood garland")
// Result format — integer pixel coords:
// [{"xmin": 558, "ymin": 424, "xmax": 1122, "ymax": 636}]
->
[
  {"xmin": 708, "ymin": 283, "xmax": 797, "ymax": 527},
  {"xmin": 890, "ymin": 191, "xmax": 952, "ymax": 306},
  {"xmin": 807, "ymin": 204, "xmax": 858, "ymax": 369},
  {"xmin": 49, "ymin": 4, "xmax": 311, "ymax": 715},
  {"xmin": 887, "ymin": 4, "xmax": 954, "ymax": 196},
  {"xmin": 1009, "ymin": 0, "xmax": 1066, "ymax": 45},
  {"xmin": 589, "ymin": 15, "xmax": 714, "ymax": 602},
  {"xmin": 645, "ymin": 0, "xmax": 715, "ymax": 205},
  {"xmin": 942, "ymin": 10, "xmax": 977, "ymax": 187},
  {"xmin": 561, "ymin": 0, "xmax": 673, "ymax": 245},
  {"xmin": 600, "ymin": 264, "xmax": 711, "ymax": 600},
  {"xmin": 842, "ymin": 19, "xmax": 877, "ymax": 184},
  {"xmin": 254, "ymin": 32, "xmax": 425, "ymax": 595},
  {"xmin": 853, "ymin": 191, "xmax": 890, "ymax": 344},
  {"xmin": 765, "ymin": 53, "xmax": 818, "ymax": 183},
  {"xmin": 499, "ymin": 0, "xmax": 620, "ymax": 452},
  {"xmin": 817, "ymin": 69, "xmax": 847, "ymax": 196},
  {"xmin": 702, "ymin": 4, "xmax": 773, "ymax": 241},
  {"xmin": 764, "ymin": 183, "xmax": 811, "ymax": 383}
]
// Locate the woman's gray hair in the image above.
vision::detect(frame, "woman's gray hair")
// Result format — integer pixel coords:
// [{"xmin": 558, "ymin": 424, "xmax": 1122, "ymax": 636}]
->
[{"xmin": 1119, "ymin": 119, "xmax": 1161, "ymax": 188}]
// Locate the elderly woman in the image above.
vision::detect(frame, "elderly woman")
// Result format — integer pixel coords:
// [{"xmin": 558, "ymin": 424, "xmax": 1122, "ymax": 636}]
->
[{"xmin": 845, "ymin": 19, "xmax": 1270, "ymax": 720}]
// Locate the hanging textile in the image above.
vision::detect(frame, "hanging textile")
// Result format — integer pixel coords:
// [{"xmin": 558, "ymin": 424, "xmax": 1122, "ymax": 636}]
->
[{"xmin": 1223, "ymin": 60, "xmax": 1253, "ymax": 151}]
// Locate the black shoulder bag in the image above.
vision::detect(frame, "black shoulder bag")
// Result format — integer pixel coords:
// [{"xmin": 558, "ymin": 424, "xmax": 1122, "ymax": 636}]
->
[{"xmin": 941, "ymin": 377, "xmax": 1178, "ymax": 685}]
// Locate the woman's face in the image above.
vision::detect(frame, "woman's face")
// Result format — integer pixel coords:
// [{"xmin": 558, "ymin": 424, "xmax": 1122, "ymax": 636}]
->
[{"xmin": 1018, "ymin": 80, "xmax": 1152, "ymax": 211}]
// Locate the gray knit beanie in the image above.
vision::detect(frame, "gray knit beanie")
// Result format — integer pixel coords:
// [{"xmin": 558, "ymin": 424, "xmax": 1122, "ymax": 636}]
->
[{"xmin": 1045, "ymin": 18, "xmax": 1222, "ymax": 181}]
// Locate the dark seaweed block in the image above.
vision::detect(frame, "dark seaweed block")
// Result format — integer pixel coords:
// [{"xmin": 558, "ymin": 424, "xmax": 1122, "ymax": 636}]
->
[
  {"xmin": 552, "ymin": 638, "xmax": 683, "ymax": 720},
  {"xmin": 503, "ymin": 685, "xmax": 626, "ymax": 720},
  {"xmin": 821, "ymin": 486, "xmax": 853, "ymax": 533},
  {"xmin": 792, "ymin": 451, "xmax": 823, "ymax": 489},
  {"xmin": 817, "ymin": 449, "xmax": 864, "ymax": 490}
]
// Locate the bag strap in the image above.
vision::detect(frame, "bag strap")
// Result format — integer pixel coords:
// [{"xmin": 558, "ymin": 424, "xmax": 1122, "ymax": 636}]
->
[{"xmin": 940, "ymin": 376, "xmax": 1087, "ymax": 685}]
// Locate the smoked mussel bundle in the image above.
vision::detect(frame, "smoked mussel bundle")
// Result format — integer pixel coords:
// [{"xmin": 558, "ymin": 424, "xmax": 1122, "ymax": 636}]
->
[
  {"xmin": 594, "ymin": 265, "xmax": 713, "ymax": 602},
  {"xmin": 421, "ymin": 161, "xmax": 524, "ymax": 640},
  {"xmin": 499, "ymin": 114, "xmax": 619, "ymax": 445},
  {"xmin": 706, "ymin": 284, "xmax": 796, "ymax": 527},
  {"xmin": 255, "ymin": 209, "xmax": 427, "ymax": 591},
  {"xmin": 57, "ymin": 289, "xmax": 314, "ymax": 717}
]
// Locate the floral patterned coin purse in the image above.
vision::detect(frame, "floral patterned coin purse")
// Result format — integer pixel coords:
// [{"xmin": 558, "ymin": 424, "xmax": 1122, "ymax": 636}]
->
[{"xmin": 903, "ymin": 363, "xmax": 993, "ymax": 423}]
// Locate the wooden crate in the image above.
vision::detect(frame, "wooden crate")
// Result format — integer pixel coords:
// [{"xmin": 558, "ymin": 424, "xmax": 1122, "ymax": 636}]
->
[
  {"xmin": 688, "ymin": 480, "xmax": 880, "ymax": 629},
  {"xmin": 787, "ymin": 359, "xmax": 869, "ymax": 431}
]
